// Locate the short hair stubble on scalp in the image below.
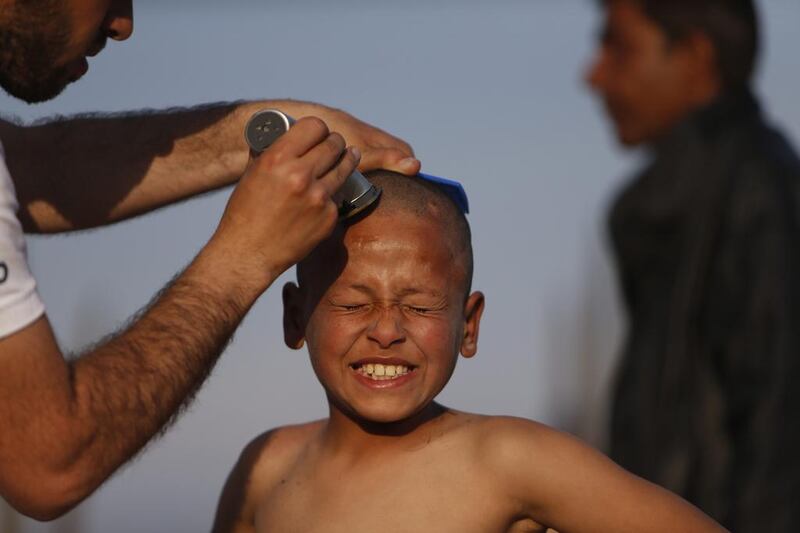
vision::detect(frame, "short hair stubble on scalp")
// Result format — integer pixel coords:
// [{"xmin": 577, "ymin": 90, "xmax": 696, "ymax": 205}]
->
[{"xmin": 297, "ymin": 169, "xmax": 474, "ymax": 299}]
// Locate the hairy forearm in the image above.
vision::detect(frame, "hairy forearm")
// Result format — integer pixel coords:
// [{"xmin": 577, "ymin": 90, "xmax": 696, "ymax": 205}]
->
[
  {"xmin": 2, "ymin": 99, "xmax": 327, "ymax": 233},
  {"xmin": 23, "ymin": 241, "xmax": 265, "ymax": 517},
  {"xmin": 0, "ymin": 108, "xmax": 364, "ymax": 519},
  {"xmin": 73, "ymin": 255, "xmax": 249, "ymax": 467}
]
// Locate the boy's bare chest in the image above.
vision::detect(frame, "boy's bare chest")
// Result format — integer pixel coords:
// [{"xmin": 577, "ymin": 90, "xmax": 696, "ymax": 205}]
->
[{"xmin": 253, "ymin": 451, "xmax": 546, "ymax": 533}]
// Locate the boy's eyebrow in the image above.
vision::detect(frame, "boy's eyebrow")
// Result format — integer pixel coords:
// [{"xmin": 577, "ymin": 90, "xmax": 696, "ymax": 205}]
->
[
  {"xmin": 396, "ymin": 287, "xmax": 444, "ymax": 298},
  {"xmin": 345, "ymin": 284, "xmax": 375, "ymax": 296}
]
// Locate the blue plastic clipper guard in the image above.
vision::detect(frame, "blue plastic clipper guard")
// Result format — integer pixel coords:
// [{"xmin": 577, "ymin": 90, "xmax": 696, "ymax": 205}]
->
[{"xmin": 417, "ymin": 172, "xmax": 470, "ymax": 214}]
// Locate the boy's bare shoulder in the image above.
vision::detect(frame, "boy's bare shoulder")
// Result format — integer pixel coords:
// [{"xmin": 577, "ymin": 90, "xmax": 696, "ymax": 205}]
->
[
  {"xmin": 212, "ymin": 420, "xmax": 325, "ymax": 533},
  {"xmin": 456, "ymin": 414, "xmax": 617, "ymax": 512},
  {"xmin": 453, "ymin": 412, "xmax": 575, "ymax": 447},
  {"xmin": 242, "ymin": 420, "xmax": 325, "ymax": 486},
  {"xmin": 481, "ymin": 414, "xmax": 594, "ymax": 461},
  {"xmin": 452, "ymin": 413, "xmax": 596, "ymax": 479},
  {"xmin": 449, "ymin": 413, "xmax": 727, "ymax": 532}
]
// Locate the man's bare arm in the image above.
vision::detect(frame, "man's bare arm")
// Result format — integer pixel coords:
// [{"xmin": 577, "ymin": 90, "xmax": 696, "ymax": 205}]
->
[
  {"xmin": 0, "ymin": 100, "xmax": 419, "ymax": 233},
  {"xmin": 0, "ymin": 249, "xmax": 249, "ymax": 520},
  {"xmin": 0, "ymin": 117, "xmax": 357, "ymax": 520},
  {"xmin": 485, "ymin": 418, "xmax": 727, "ymax": 533}
]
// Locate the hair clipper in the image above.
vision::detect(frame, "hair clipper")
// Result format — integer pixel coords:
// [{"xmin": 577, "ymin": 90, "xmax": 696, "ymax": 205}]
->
[{"xmin": 244, "ymin": 109, "xmax": 381, "ymax": 220}]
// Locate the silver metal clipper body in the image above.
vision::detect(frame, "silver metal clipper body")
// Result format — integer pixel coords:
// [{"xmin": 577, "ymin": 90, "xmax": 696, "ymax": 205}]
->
[{"xmin": 244, "ymin": 109, "xmax": 381, "ymax": 219}]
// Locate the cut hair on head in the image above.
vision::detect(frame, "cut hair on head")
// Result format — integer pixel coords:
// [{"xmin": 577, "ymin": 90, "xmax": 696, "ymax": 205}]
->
[
  {"xmin": 298, "ymin": 169, "xmax": 474, "ymax": 297},
  {"xmin": 361, "ymin": 169, "xmax": 473, "ymax": 293}
]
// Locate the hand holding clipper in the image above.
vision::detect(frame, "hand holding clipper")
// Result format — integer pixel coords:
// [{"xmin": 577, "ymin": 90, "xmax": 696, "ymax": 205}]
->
[{"xmin": 245, "ymin": 109, "xmax": 381, "ymax": 219}]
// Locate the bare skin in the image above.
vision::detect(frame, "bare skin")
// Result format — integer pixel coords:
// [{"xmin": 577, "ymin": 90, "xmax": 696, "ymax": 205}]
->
[
  {"xmin": 0, "ymin": 117, "xmax": 364, "ymax": 521},
  {"xmin": 0, "ymin": 0, "xmax": 419, "ymax": 521},
  {"xmin": 0, "ymin": 107, "xmax": 415, "ymax": 521},
  {"xmin": 213, "ymin": 204, "xmax": 726, "ymax": 533},
  {"xmin": 215, "ymin": 410, "xmax": 725, "ymax": 533},
  {"xmin": 0, "ymin": 100, "xmax": 419, "ymax": 234}
]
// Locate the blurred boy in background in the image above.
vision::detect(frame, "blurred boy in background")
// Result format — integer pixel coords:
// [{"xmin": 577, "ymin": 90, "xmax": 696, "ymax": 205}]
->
[{"xmin": 585, "ymin": 1, "xmax": 800, "ymax": 530}]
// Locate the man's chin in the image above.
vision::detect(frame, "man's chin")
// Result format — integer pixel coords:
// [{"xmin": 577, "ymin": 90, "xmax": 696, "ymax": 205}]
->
[
  {"xmin": 0, "ymin": 74, "xmax": 71, "ymax": 104},
  {"xmin": 612, "ymin": 123, "xmax": 650, "ymax": 148},
  {"xmin": 617, "ymin": 132, "xmax": 642, "ymax": 148}
]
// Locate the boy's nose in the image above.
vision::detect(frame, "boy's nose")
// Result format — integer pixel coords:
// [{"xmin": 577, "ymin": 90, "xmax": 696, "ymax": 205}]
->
[
  {"xmin": 585, "ymin": 53, "xmax": 605, "ymax": 92},
  {"xmin": 583, "ymin": 58, "xmax": 600, "ymax": 90},
  {"xmin": 366, "ymin": 307, "xmax": 406, "ymax": 348}
]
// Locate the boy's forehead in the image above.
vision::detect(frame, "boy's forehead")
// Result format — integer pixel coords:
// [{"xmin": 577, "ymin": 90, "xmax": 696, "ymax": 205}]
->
[
  {"xmin": 336, "ymin": 212, "xmax": 459, "ymax": 292},
  {"xmin": 301, "ymin": 209, "xmax": 458, "ymax": 288},
  {"xmin": 343, "ymin": 209, "xmax": 451, "ymax": 254}
]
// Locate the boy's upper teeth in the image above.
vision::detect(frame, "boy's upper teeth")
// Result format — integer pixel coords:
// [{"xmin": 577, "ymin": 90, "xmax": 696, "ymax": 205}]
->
[{"xmin": 357, "ymin": 363, "xmax": 411, "ymax": 379}]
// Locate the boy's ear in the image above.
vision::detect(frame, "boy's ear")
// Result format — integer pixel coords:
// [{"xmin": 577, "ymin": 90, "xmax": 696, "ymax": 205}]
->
[
  {"xmin": 460, "ymin": 291, "xmax": 485, "ymax": 358},
  {"xmin": 282, "ymin": 282, "xmax": 306, "ymax": 350}
]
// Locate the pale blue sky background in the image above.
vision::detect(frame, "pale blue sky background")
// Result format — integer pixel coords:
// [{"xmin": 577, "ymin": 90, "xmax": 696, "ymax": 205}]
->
[{"xmin": 1, "ymin": 1, "xmax": 798, "ymax": 531}]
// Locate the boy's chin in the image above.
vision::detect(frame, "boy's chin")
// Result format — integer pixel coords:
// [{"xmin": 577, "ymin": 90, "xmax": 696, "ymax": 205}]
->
[
  {"xmin": 350, "ymin": 405, "xmax": 419, "ymax": 425},
  {"xmin": 340, "ymin": 400, "xmax": 443, "ymax": 431}
]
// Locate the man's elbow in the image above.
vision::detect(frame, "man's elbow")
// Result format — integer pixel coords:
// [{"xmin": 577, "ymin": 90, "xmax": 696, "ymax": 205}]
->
[{"xmin": 2, "ymin": 466, "xmax": 94, "ymax": 521}]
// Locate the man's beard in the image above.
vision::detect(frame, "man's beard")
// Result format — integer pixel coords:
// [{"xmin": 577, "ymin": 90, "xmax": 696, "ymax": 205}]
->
[{"xmin": 0, "ymin": 3, "xmax": 73, "ymax": 104}]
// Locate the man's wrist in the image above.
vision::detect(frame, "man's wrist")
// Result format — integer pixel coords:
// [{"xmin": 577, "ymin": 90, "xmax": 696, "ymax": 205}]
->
[{"xmin": 188, "ymin": 236, "xmax": 281, "ymax": 312}]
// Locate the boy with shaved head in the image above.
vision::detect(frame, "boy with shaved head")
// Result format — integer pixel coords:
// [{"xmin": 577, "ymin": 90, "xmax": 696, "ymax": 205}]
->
[{"xmin": 212, "ymin": 171, "xmax": 726, "ymax": 533}]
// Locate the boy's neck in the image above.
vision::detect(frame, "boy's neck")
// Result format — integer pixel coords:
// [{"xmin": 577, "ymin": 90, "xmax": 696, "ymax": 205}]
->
[{"xmin": 321, "ymin": 402, "xmax": 453, "ymax": 456}]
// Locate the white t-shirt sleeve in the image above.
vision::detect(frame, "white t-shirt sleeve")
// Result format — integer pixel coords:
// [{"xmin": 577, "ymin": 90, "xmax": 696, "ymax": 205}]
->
[{"xmin": 0, "ymin": 140, "xmax": 45, "ymax": 339}]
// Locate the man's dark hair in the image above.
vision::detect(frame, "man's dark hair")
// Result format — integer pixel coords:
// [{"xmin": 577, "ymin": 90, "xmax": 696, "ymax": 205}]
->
[{"xmin": 611, "ymin": 0, "xmax": 760, "ymax": 91}]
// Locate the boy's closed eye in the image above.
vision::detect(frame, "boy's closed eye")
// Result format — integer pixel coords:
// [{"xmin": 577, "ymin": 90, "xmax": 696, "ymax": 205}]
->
[
  {"xmin": 327, "ymin": 300, "xmax": 370, "ymax": 313},
  {"xmin": 405, "ymin": 305, "xmax": 433, "ymax": 315},
  {"xmin": 402, "ymin": 298, "xmax": 449, "ymax": 315},
  {"xmin": 326, "ymin": 299, "xmax": 447, "ymax": 315}
]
